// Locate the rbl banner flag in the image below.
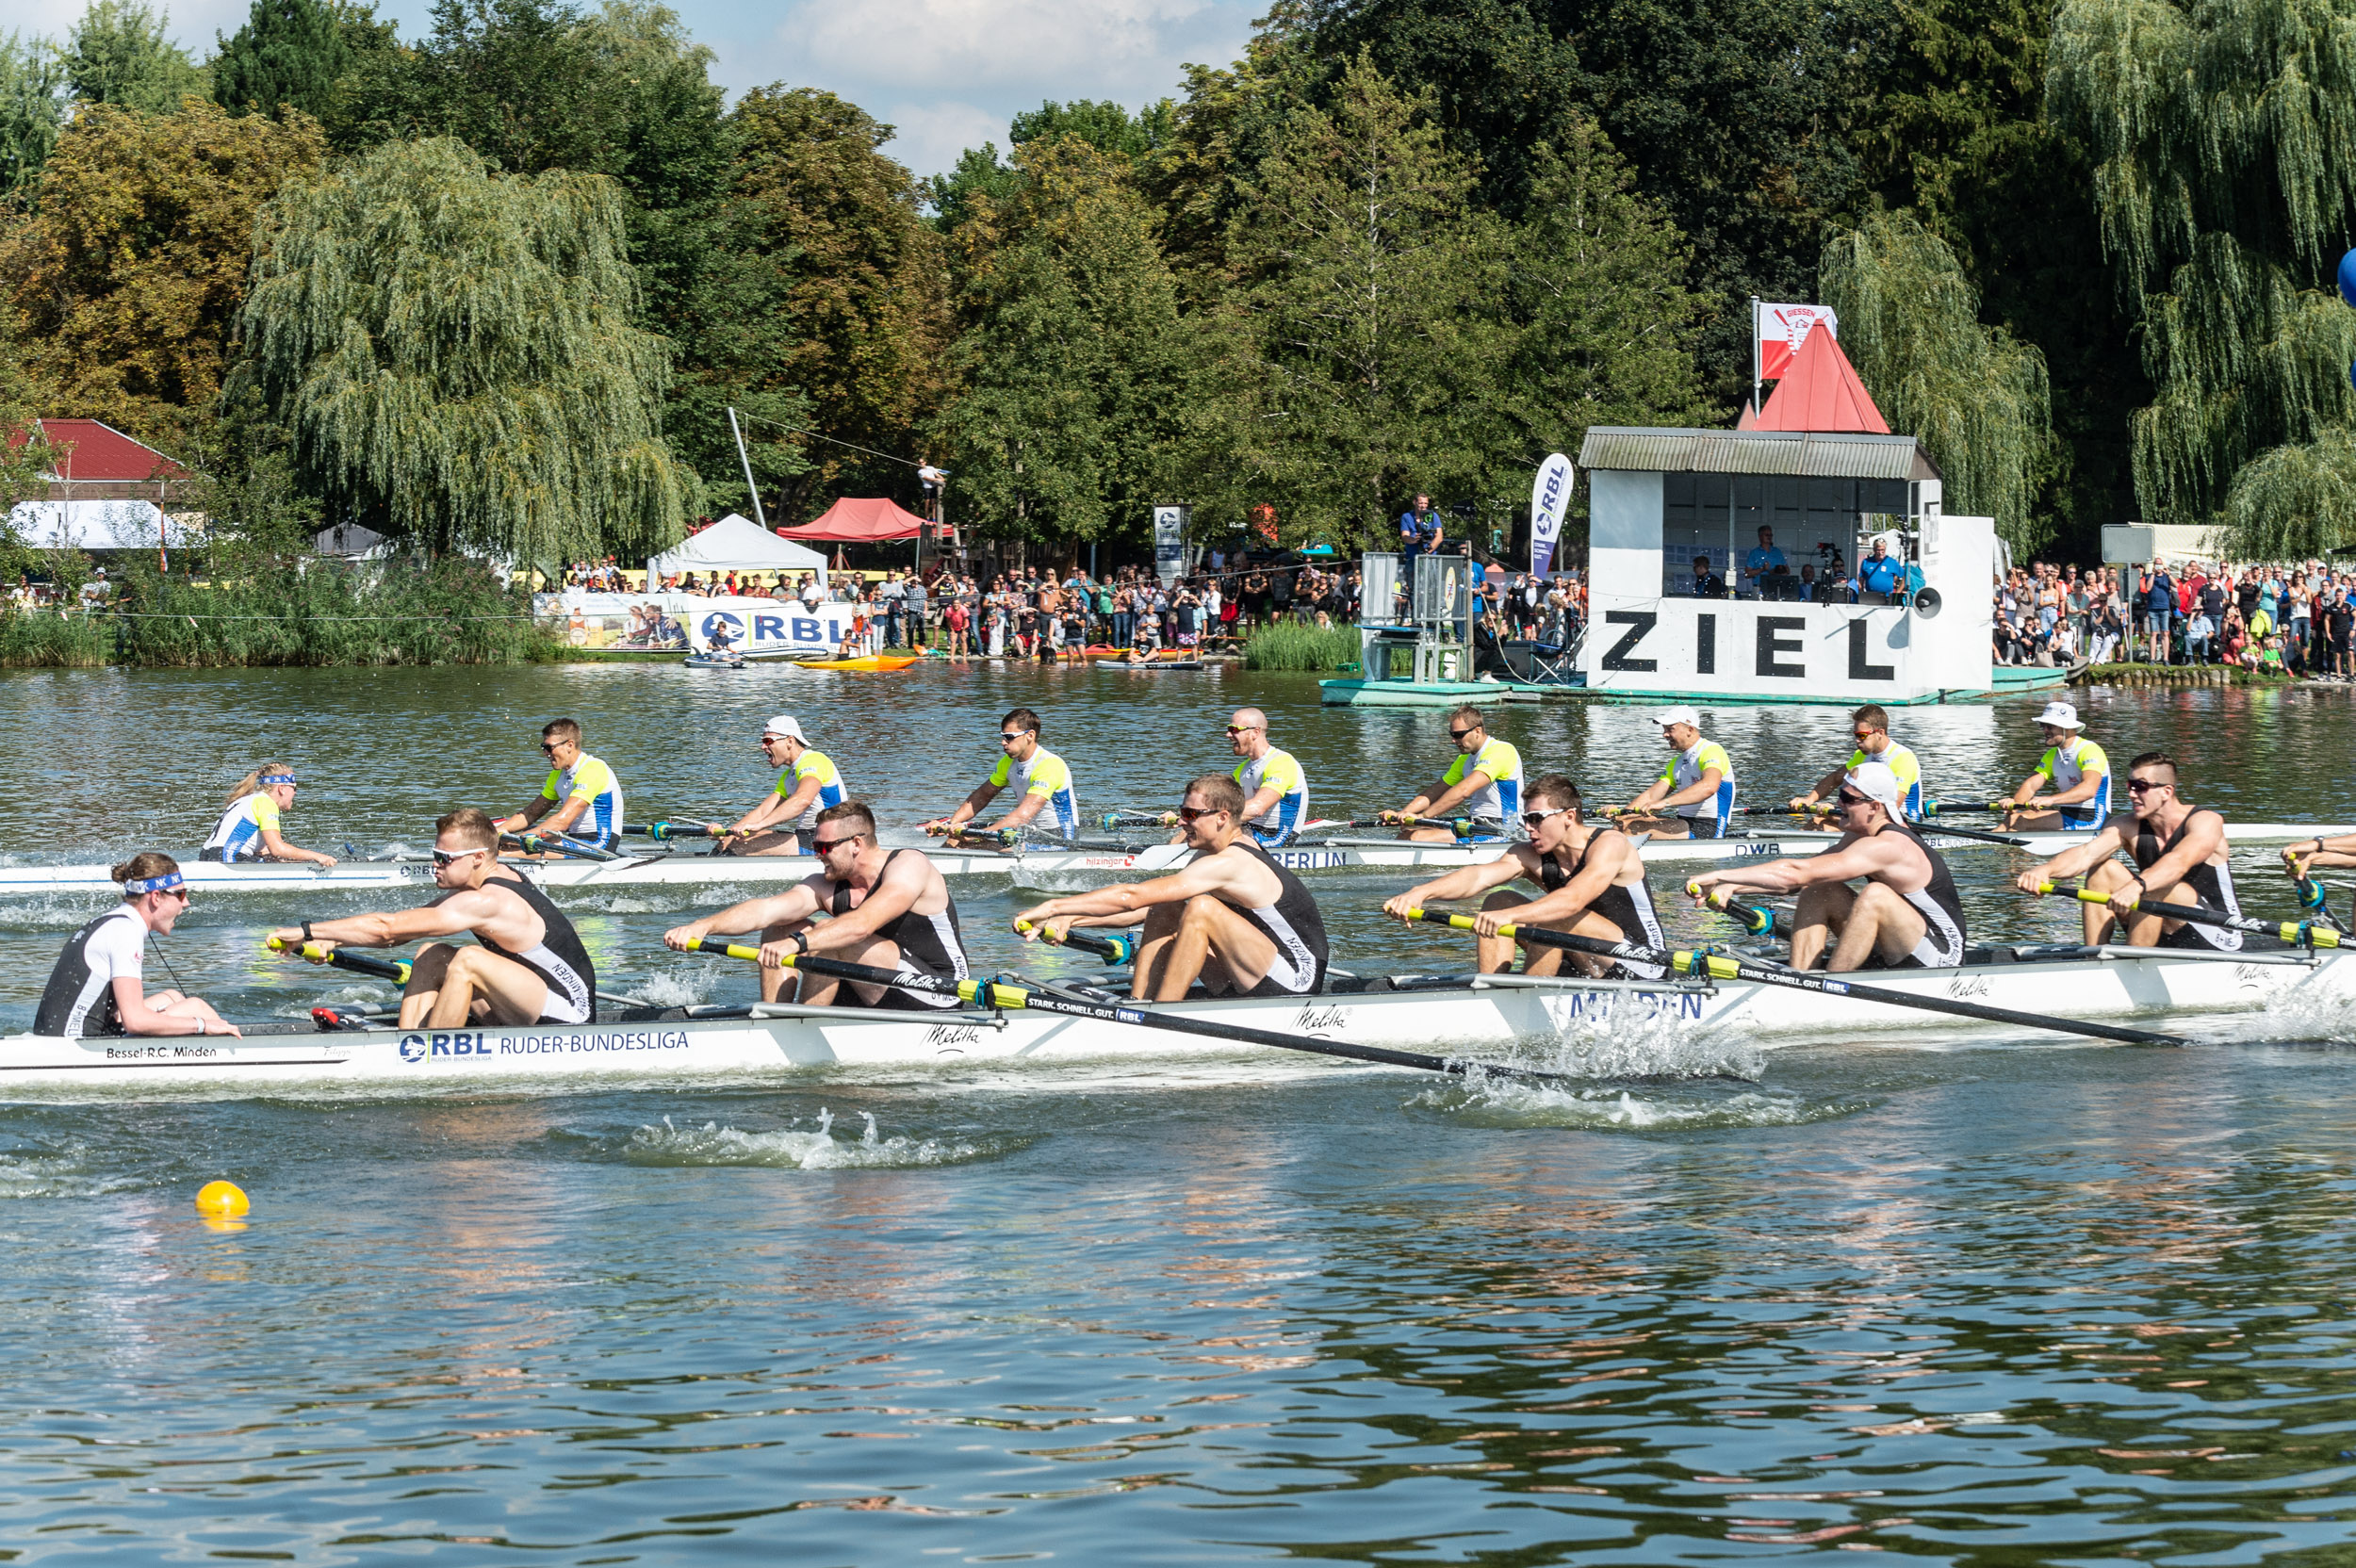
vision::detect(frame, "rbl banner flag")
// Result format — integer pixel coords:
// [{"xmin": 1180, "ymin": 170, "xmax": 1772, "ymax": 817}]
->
[{"xmin": 1758, "ymin": 303, "xmax": 1838, "ymax": 380}]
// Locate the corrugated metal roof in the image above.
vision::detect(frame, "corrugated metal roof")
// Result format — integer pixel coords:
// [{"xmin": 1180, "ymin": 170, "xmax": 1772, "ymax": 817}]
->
[{"xmin": 1579, "ymin": 427, "xmax": 1939, "ymax": 482}]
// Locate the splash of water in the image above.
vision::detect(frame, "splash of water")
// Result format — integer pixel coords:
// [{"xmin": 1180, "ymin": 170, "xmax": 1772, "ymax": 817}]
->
[
  {"xmin": 623, "ymin": 1111, "xmax": 999, "ymax": 1169},
  {"xmin": 1411, "ymin": 1079, "xmax": 1872, "ymax": 1132},
  {"xmin": 632, "ymin": 970, "xmax": 723, "ymax": 1008},
  {"xmin": 1497, "ymin": 1003, "xmax": 1765, "ymax": 1083}
]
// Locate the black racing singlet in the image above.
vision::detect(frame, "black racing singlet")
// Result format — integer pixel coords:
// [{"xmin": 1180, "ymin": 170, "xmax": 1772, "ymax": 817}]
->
[
  {"xmin": 34, "ymin": 906, "xmax": 141, "ymax": 1037},
  {"xmin": 1538, "ymin": 827, "xmax": 1667, "ymax": 979},
  {"xmin": 1229, "ymin": 841, "xmax": 1329, "ymax": 996},
  {"xmin": 1869, "ymin": 822, "xmax": 1968, "ymax": 968},
  {"xmin": 2135, "ymin": 807, "xmax": 2241, "ymax": 951},
  {"xmin": 825, "ymin": 849, "xmax": 970, "ymax": 977},
  {"xmin": 432, "ymin": 872, "xmax": 597, "ymax": 1023}
]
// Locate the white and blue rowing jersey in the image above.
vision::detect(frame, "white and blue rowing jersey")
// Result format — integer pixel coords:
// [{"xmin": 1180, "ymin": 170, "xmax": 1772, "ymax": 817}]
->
[
  {"xmin": 1442, "ymin": 737, "xmax": 1522, "ymax": 829},
  {"xmin": 543, "ymin": 752, "xmax": 625, "ymax": 846},
  {"xmin": 1661, "ymin": 739, "xmax": 1737, "ymax": 836},
  {"xmin": 989, "ymin": 747, "xmax": 1081, "ymax": 839},
  {"xmin": 2036, "ymin": 737, "xmax": 2110, "ymax": 829},
  {"xmin": 1234, "ymin": 748, "xmax": 1309, "ymax": 846},
  {"xmin": 202, "ymin": 792, "xmax": 282, "ymax": 862}
]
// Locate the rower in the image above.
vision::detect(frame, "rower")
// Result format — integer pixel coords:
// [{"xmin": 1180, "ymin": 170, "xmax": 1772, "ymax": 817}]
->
[
  {"xmin": 708, "ymin": 714, "xmax": 845, "ymax": 858},
  {"xmin": 663, "ymin": 801, "xmax": 969, "ymax": 1009},
  {"xmin": 1227, "ymin": 708, "xmax": 1309, "ymax": 847},
  {"xmin": 36, "ymin": 854, "xmax": 240, "ymax": 1039},
  {"xmin": 1689, "ymin": 760, "xmax": 1966, "ymax": 972},
  {"xmin": 1013, "ymin": 773, "xmax": 1329, "ymax": 1001},
  {"xmin": 1381, "ymin": 774, "xmax": 1665, "ymax": 979},
  {"xmin": 1792, "ymin": 705, "xmax": 1922, "ymax": 821},
  {"xmin": 1382, "ymin": 706, "xmax": 1520, "ymax": 842},
  {"xmin": 924, "ymin": 707, "xmax": 1082, "ymax": 841},
  {"xmin": 495, "ymin": 718, "xmax": 626, "ymax": 852},
  {"xmin": 1617, "ymin": 706, "xmax": 1736, "ymax": 840},
  {"xmin": 1999, "ymin": 700, "xmax": 2109, "ymax": 832},
  {"xmin": 2015, "ymin": 750, "xmax": 2239, "ymax": 949},
  {"xmin": 270, "ymin": 807, "xmax": 597, "ymax": 1027},
  {"xmin": 199, "ymin": 763, "xmax": 335, "ymax": 866}
]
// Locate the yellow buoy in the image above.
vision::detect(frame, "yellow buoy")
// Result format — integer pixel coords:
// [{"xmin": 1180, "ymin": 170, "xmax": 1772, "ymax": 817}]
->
[{"xmin": 195, "ymin": 1180, "xmax": 250, "ymax": 1218}]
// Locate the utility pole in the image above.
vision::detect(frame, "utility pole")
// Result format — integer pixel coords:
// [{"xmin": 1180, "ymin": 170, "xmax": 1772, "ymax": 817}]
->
[{"xmin": 728, "ymin": 408, "xmax": 766, "ymax": 528}]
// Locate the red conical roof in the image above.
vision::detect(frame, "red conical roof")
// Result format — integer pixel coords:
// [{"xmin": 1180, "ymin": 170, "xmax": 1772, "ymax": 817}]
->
[{"xmin": 1754, "ymin": 323, "xmax": 1889, "ymax": 433}]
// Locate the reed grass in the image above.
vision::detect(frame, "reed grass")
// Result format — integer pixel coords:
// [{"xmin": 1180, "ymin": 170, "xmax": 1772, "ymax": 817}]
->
[
  {"xmin": 1242, "ymin": 621, "xmax": 1360, "ymax": 672},
  {"xmin": 0, "ymin": 609, "xmax": 110, "ymax": 666}
]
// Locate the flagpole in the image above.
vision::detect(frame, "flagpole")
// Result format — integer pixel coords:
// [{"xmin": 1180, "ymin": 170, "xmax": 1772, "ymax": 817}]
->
[{"xmin": 1750, "ymin": 296, "xmax": 1761, "ymax": 416}]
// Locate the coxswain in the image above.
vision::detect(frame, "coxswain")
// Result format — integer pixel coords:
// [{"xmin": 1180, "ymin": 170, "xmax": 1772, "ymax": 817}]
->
[
  {"xmin": 924, "ymin": 707, "xmax": 1082, "ymax": 841},
  {"xmin": 270, "ymin": 808, "xmax": 597, "ymax": 1027},
  {"xmin": 1382, "ymin": 774, "xmax": 1665, "ymax": 979},
  {"xmin": 663, "ymin": 801, "xmax": 969, "ymax": 1008},
  {"xmin": 1226, "ymin": 708, "xmax": 1309, "ymax": 847},
  {"xmin": 1998, "ymin": 700, "xmax": 2110, "ymax": 831},
  {"xmin": 1791, "ymin": 705, "xmax": 1923, "ymax": 822},
  {"xmin": 199, "ymin": 763, "xmax": 335, "ymax": 866},
  {"xmin": 1616, "ymin": 706, "xmax": 1736, "ymax": 839},
  {"xmin": 2017, "ymin": 751, "xmax": 2240, "ymax": 949},
  {"xmin": 495, "ymin": 718, "xmax": 626, "ymax": 852},
  {"xmin": 36, "ymin": 854, "xmax": 240, "ymax": 1038},
  {"xmin": 1014, "ymin": 774, "xmax": 1327, "ymax": 1000},
  {"xmin": 1689, "ymin": 760, "xmax": 1966, "ymax": 971},
  {"xmin": 708, "ymin": 714, "xmax": 846, "ymax": 857},
  {"xmin": 1382, "ymin": 706, "xmax": 1521, "ymax": 842}
]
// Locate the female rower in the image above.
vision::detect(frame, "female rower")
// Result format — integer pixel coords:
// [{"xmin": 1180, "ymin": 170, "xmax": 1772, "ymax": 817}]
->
[
  {"xmin": 34, "ymin": 854, "xmax": 240, "ymax": 1038},
  {"xmin": 200, "ymin": 763, "xmax": 335, "ymax": 866}
]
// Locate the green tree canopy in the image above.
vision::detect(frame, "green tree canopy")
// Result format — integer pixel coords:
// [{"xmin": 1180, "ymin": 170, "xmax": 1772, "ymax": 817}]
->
[
  {"xmin": 212, "ymin": 0, "xmax": 373, "ymax": 121},
  {"xmin": 239, "ymin": 136, "xmax": 693, "ymax": 560},
  {"xmin": 929, "ymin": 97, "xmax": 1176, "ymax": 237},
  {"xmin": 0, "ymin": 33, "xmax": 65, "ymax": 198},
  {"xmin": 64, "ymin": 0, "xmax": 207, "ymax": 111}
]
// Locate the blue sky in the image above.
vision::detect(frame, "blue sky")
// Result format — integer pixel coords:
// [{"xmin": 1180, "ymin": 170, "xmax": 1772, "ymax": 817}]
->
[{"xmin": 10, "ymin": 0, "xmax": 1262, "ymax": 178}]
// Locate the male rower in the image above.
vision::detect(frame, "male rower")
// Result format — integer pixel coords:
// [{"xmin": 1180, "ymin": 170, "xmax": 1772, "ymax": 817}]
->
[
  {"xmin": 200, "ymin": 762, "xmax": 336, "ymax": 866},
  {"xmin": 1792, "ymin": 705, "xmax": 1923, "ymax": 821},
  {"xmin": 2015, "ymin": 751, "xmax": 2240, "ymax": 949},
  {"xmin": 663, "ymin": 801, "xmax": 969, "ymax": 1009},
  {"xmin": 1382, "ymin": 706, "xmax": 1521, "ymax": 842},
  {"xmin": 270, "ymin": 808, "xmax": 597, "ymax": 1026},
  {"xmin": 36, "ymin": 853, "xmax": 240, "ymax": 1038},
  {"xmin": 1998, "ymin": 700, "xmax": 2109, "ymax": 831},
  {"xmin": 1688, "ymin": 760, "xmax": 1967, "ymax": 972},
  {"xmin": 1616, "ymin": 706, "xmax": 1736, "ymax": 839},
  {"xmin": 1382, "ymin": 774, "xmax": 1665, "ymax": 979},
  {"xmin": 1227, "ymin": 708, "xmax": 1310, "ymax": 847},
  {"xmin": 708, "ymin": 714, "xmax": 846, "ymax": 857},
  {"xmin": 495, "ymin": 718, "xmax": 626, "ymax": 852},
  {"xmin": 924, "ymin": 707, "xmax": 1082, "ymax": 841},
  {"xmin": 1013, "ymin": 773, "xmax": 1329, "ymax": 1001}
]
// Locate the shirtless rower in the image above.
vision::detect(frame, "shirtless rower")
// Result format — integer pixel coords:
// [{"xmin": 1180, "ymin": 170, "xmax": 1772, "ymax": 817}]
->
[
  {"xmin": 36, "ymin": 854, "xmax": 240, "ymax": 1038},
  {"xmin": 495, "ymin": 718, "xmax": 626, "ymax": 852},
  {"xmin": 1791, "ymin": 705, "xmax": 1923, "ymax": 822},
  {"xmin": 1688, "ymin": 760, "xmax": 1967, "ymax": 972},
  {"xmin": 663, "ymin": 801, "xmax": 969, "ymax": 1008},
  {"xmin": 1382, "ymin": 774, "xmax": 1665, "ymax": 979},
  {"xmin": 924, "ymin": 707, "xmax": 1083, "ymax": 842},
  {"xmin": 1616, "ymin": 706, "xmax": 1737, "ymax": 840},
  {"xmin": 270, "ymin": 808, "xmax": 598, "ymax": 1027},
  {"xmin": 1382, "ymin": 706, "xmax": 1521, "ymax": 843},
  {"xmin": 1013, "ymin": 774, "xmax": 1329, "ymax": 1002},
  {"xmin": 199, "ymin": 762, "xmax": 335, "ymax": 866},
  {"xmin": 1998, "ymin": 701, "xmax": 2110, "ymax": 832},
  {"xmin": 707, "ymin": 714, "xmax": 846, "ymax": 857},
  {"xmin": 2016, "ymin": 751, "xmax": 2242, "ymax": 949}
]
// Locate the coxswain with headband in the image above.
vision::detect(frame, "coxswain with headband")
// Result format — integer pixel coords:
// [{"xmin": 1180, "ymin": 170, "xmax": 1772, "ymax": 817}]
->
[
  {"xmin": 35, "ymin": 854, "xmax": 240, "ymax": 1038},
  {"xmin": 200, "ymin": 763, "xmax": 335, "ymax": 866}
]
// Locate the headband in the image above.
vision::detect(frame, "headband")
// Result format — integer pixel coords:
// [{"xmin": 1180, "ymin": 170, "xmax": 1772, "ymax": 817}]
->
[
  {"xmin": 259, "ymin": 774, "xmax": 297, "ymax": 786},
  {"xmin": 123, "ymin": 871, "xmax": 185, "ymax": 895}
]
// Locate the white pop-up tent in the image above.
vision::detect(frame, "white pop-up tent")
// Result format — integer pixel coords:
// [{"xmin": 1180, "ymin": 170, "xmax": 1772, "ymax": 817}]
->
[
  {"xmin": 8, "ymin": 498, "xmax": 190, "ymax": 550},
  {"xmin": 646, "ymin": 513, "xmax": 828, "ymax": 586}
]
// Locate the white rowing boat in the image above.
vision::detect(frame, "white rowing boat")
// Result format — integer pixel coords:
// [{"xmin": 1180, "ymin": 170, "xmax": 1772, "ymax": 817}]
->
[
  {"xmin": 2, "ymin": 822, "xmax": 2347, "ymax": 899},
  {"xmin": 3, "ymin": 944, "xmax": 2346, "ymax": 1094}
]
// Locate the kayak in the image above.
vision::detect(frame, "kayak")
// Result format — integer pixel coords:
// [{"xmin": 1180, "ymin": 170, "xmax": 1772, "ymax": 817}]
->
[
  {"xmin": 797, "ymin": 656, "xmax": 920, "ymax": 671},
  {"xmin": 682, "ymin": 652, "xmax": 744, "ymax": 670},
  {"xmin": 1095, "ymin": 659, "xmax": 1205, "ymax": 670}
]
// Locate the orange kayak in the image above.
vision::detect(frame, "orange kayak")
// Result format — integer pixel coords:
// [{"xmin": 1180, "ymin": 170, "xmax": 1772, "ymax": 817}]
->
[{"xmin": 795, "ymin": 655, "xmax": 920, "ymax": 671}]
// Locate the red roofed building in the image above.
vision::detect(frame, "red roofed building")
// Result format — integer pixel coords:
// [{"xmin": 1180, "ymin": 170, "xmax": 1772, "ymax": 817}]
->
[
  {"xmin": 1752, "ymin": 324, "xmax": 1891, "ymax": 434},
  {"xmin": 8, "ymin": 419, "xmax": 192, "ymax": 505}
]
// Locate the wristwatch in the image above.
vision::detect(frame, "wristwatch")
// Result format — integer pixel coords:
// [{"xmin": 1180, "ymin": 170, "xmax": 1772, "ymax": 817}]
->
[{"xmin": 793, "ymin": 931, "xmax": 810, "ymax": 954}]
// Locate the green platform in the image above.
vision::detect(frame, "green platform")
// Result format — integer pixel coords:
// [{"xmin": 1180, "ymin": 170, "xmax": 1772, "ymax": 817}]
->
[{"xmin": 1318, "ymin": 678, "xmax": 1546, "ymax": 708}]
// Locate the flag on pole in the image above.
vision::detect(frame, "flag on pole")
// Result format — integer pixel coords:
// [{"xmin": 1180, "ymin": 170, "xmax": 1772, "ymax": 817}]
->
[
  {"xmin": 1529, "ymin": 452, "xmax": 1574, "ymax": 578},
  {"xmin": 1756, "ymin": 303, "xmax": 1838, "ymax": 380}
]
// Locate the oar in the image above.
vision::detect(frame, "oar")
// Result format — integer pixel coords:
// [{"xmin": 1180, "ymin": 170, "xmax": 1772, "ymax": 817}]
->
[
  {"xmin": 1913, "ymin": 822, "xmax": 2037, "ymax": 847},
  {"xmin": 678, "ymin": 939, "xmax": 1591, "ymax": 1088},
  {"xmin": 1922, "ymin": 798, "xmax": 2011, "ymax": 816},
  {"xmin": 2033, "ymin": 881, "xmax": 2342, "ymax": 948},
  {"xmin": 267, "ymin": 936, "xmax": 411, "ymax": 985},
  {"xmin": 1682, "ymin": 882, "xmax": 1793, "ymax": 939},
  {"xmin": 1402, "ymin": 908, "xmax": 2185, "ymax": 1047},
  {"xmin": 1015, "ymin": 918, "xmax": 1136, "ymax": 965},
  {"xmin": 500, "ymin": 829, "xmax": 619, "ymax": 861},
  {"xmin": 1100, "ymin": 809, "xmax": 1176, "ymax": 830},
  {"xmin": 1304, "ymin": 815, "xmax": 1502, "ymax": 839},
  {"xmin": 622, "ymin": 821, "xmax": 725, "ymax": 841}
]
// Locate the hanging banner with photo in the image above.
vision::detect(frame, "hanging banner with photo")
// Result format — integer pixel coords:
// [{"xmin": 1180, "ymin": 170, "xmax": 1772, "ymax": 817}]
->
[
  {"xmin": 1756, "ymin": 302, "xmax": 1838, "ymax": 380},
  {"xmin": 1529, "ymin": 452, "xmax": 1574, "ymax": 578},
  {"xmin": 1153, "ymin": 505, "xmax": 1188, "ymax": 581}
]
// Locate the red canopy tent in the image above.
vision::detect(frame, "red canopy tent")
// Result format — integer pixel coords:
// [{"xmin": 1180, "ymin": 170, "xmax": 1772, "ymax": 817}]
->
[
  {"xmin": 785, "ymin": 498, "xmax": 928, "ymax": 542},
  {"xmin": 1752, "ymin": 322, "xmax": 1890, "ymax": 433}
]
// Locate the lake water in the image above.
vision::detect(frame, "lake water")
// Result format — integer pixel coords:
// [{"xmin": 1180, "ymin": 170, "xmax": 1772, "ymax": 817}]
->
[{"xmin": 3, "ymin": 663, "xmax": 2355, "ymax": 1564}]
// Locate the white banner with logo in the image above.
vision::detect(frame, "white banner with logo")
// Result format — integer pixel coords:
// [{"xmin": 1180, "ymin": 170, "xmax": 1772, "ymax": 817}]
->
[
  {"xmin": 1153, "ymin": 505, "xmax": 1187, "ymax": 582},
  {"xmin": 1756, "ymin": 302, "xmax": 1838, "ymax": 379},
  {"xmin": 1529, "ymin": 451, "xmax": 1573, "ymax": 578},
  {"xmin": 536, "ymin": 590, "xmax": 853, "ymax": 659}
]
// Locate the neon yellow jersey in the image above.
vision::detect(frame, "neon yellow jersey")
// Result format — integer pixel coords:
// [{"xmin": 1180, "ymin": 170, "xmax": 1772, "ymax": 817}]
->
[
  {"xmin": 1442, "ymin": 737, "xmax": 1522, "ymax": 822},
  {"xmin": 989, "ymin": 746, "xmax": 1080, "ymax": 837},
  {"xmin": 1660, "ymin": 740, "xmax": 1737, "ymax": 824},
  {"xmin": 541, "ymin": 751, "xmax": 625, "ymax": 843},
  {"xmin": 1234, "ymin": 747, "xmax": 1309, "ymax": 842},
  {"xmin": 2034, "ymin": 736, "xmax": 2110, "ymax": 828},
  {"xmin": 775, "ymin": 749, "xmax": 848, "ymax": 829},
  {"xmin": 1849, "ymin": 741, "xmax": 1923, "ymax": 819}
]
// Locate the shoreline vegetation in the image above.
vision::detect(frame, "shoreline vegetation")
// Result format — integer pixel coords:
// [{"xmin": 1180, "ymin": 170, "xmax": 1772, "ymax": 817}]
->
[{"xmin": 1241, "ymin": 623, "xmax": 1360, "ymax": 672}]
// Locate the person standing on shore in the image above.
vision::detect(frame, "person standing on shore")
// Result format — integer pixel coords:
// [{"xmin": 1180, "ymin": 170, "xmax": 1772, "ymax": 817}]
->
[{"xmin": 1399, "ymin": 494, "xmax": 1443, "ymax": 568}]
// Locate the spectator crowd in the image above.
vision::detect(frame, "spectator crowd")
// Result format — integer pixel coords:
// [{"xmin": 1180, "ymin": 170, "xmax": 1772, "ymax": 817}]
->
[{"xmin": 1995, "ymin": 559, "xmax": 2356, "ymax": 678}]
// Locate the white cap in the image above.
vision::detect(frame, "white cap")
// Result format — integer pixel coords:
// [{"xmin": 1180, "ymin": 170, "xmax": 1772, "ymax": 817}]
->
[
  {"xmin": 2035, "ymin": 700, "xmax": 2081, "ymax": 730},
  {"xmin": 1843, "ymin": 761, "xmax": 1904, "ymax": 811},
  {"xmin": 1652, "ymin": 705, "xmax": 1701, "ymax": 729},
  {"xmin": 762, "ymin": 714, "xmax": 806, "ymax": 741}
]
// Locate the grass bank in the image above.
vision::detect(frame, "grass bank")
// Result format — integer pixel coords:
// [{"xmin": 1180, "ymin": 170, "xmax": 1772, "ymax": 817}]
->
[
  {"xmin": 1243, "ymin": 622, "xmax": 1360, "ymax": 672},
  {"xmin": 2070, "ymin": 662, "xmax": 2296, "ymax": 688}
]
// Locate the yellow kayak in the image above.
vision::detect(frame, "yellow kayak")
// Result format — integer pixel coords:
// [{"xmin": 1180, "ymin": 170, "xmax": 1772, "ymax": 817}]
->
[{"xmin": 795, "ymin": 655, "xmax": 921, "ymax": 671}]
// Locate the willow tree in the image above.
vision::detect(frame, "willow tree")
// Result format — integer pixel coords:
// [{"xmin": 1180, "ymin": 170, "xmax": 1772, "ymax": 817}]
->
[
  {"xmin": 2049, "ymin": 0, "xmax": 2356, "ymax": 555},
  {"xmin": 1820, "ymin": 210, "xmax": 2052, "ymax": 551},
  {"xmin": 239, "ymin": 136, "xmax": 694, "ymax": 561}
]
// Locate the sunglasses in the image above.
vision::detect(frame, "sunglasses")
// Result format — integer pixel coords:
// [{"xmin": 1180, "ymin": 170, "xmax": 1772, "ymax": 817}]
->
[
  {"xmin": 810, "ymin": 833, "xmax": 862, "ymax": 852},
  {"xmin": 157, "ymin": 887, "xmax": 191, "ymax": 902},
  {"xmin": 1836, "ymin": 791, "xmax": 1870, "ymax": 807},
  {"xmin": 539, "ymin": 742, "xmax": 565, "ymax": 755},
  {"xmin": 432, "ymin": 847, "xmax": 487, "ymax": 866},
  {"xmin": 1521, "ymin": 808, "xmax": 1568, "ymax": 829},
  {"xmin": 1448, "ymin": 727, "xmax": 1479, "ymax": 741},
  {"xmin": 999, "ymin": 732, "xmax": 1029, "ymax": 743},
  {"xmin": 2125, "ymin": 777, "xmax": 2171, "ymax": 793},
  {"xmin": 1175, "ymin": 805, "xmax": 1222, "ymax": 823},
  {"xmin": 1224, "ymin": 724, "xmax": 1261, "ymax": 734}
]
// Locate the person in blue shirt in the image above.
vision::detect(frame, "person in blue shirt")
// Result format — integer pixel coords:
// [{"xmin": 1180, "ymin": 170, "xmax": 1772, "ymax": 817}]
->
[
  {"xmin": 1742, "ymin": 526, "xmax": 1790, "ymax": 599},
  {"xmin": 1854, "ymin": 537, "xmax": 1906, "ymax": 602},
  {"xmin": 1399, "ymin": 494, "xmax": 1443, "ymax": 565},
  {"xmin": 2143, "ymin": 567, "xmax": 2176, "ymax": 662}
]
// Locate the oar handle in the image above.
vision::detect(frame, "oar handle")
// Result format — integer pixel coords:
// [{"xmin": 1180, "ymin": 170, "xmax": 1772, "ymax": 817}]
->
[
  {"xmin": 1015, "ymin": 919, "xmax": 1136, "ymax": 965},
  {"xmin": 1402, "ymin": 906, "xmax": 1728, "ymax": 979},
  {"xmin": 500, "ymin": 829, "xmax": 618, "ymax": 861},
  {"xmin": 683, "ymin": 936, "xmax": 765, "ymax": 962},
  {"xmin": 623, "ymin": 821, "xmax": 720, "ymax": 841},
  {"xmin": 2033, "ymin": 880, "xmax": 2340, "ymax": 948},
  {"xmin": 1685, "ymin": 880, "xmax": 1786, "ymax": 938},
  {"xmin": 264, "ymin": 935, "xmax": 412, "ymax": 984},
  {"xmin": 1099, "ymin": 811, "xmax": 1174, "ymax": 830}
]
